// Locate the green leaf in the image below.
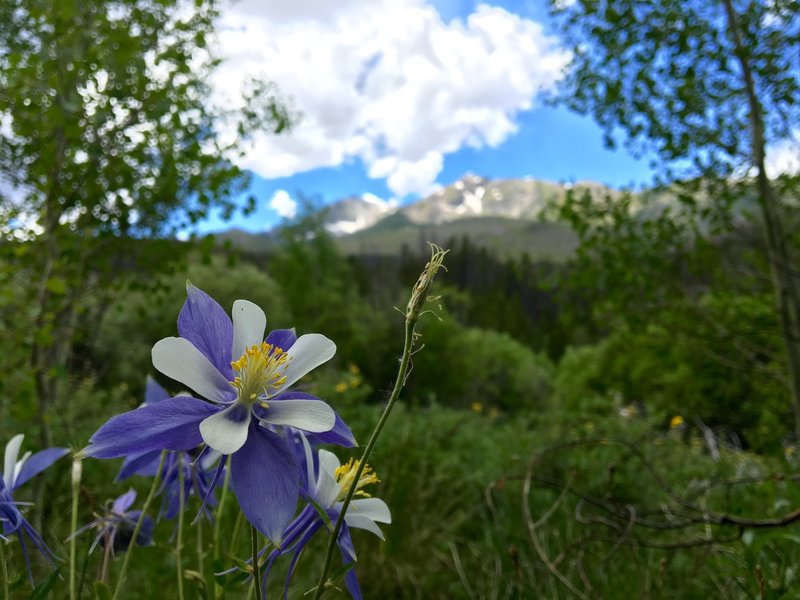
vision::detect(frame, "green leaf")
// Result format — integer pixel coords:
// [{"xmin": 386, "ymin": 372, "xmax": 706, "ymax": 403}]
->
[
  {"xmin": 93, "ymin": 581, "xmax": 113, "ymax": 600},
  {"xmin": 308, "ymin": 497, "xmax": 334, "ymax": 531},
  {"xmin": 328, "ymin": 560, "xmax": 356, "ymax": 584},
  {"xmin": 45, "ymin": 277, "xmax": 67, "ymax": 295},
  {"xmin": 30, "ymin": 568, "xmax": 60, "ymax": 600}
]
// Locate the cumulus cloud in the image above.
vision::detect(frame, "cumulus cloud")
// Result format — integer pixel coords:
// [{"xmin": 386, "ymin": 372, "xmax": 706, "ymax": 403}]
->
[
  {"xmin": 765, "ymin": 136, "xmax": 800, "ymax": 178},
  {"xmin": 213, "ymin": 0, "xmax": 569, "ymax": 196},
  {"xmin": 269, "ymin": 189, "xmax": 298, "ymax": 219}
]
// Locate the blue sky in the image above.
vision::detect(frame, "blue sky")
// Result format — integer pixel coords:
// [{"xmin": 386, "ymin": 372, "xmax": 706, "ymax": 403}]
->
[{"xmin": 197, "ymin": 0, "xmax": 655, "ymax": 234}]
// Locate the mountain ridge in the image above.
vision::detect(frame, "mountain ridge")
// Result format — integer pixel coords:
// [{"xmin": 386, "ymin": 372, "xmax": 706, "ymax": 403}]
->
[{"xmin": 213, "ymin": 174, "xmax": 608, "ymax": 259}]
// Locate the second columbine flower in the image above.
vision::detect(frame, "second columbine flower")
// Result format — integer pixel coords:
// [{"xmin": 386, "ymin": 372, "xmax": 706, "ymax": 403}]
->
[{"xmin": 86, "ymin": 282, "xmax": 341, "ymax": 543}]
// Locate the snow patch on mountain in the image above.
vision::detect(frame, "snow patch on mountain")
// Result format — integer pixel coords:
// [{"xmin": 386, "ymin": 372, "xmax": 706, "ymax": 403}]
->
[
  {"xmin": 323, "ymin": 194, "xmax": 397, "ymax": 236},
  {"xmin": 401, "ymin": 173, "xmax": 562, "ymax": 224}
]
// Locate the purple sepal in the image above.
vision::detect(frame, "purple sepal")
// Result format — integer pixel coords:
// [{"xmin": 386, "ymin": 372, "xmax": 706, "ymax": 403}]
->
[
  {"xmin": 18, "ymin": 519, "xmax": 59, "ymax": 583},
  {"xmin": 178, "ymin": 283, "xmax": 234, "ymax": 380},
  {"xmin": 258, "ymin": 506, "xmax": 322, "ymax": 598},
  {"xmin": 86, "ymin": 397, "xmax": 217, "ymax": 458},
  {"xmin": 0, "ymin": 497, "xmax": 58, "ymax": 585},
  {"xmin": 13, "ymin": 447, "xmax": 69, "ymax": 490},
  {"xmin": 0, "ymin": 498, "xmax": 24, "ymax": 535},
  {"xmin": 308, "ymin": 411, "xmax": 357, "ymax": 448},
  {"xmin": 112, "ymin": 489, "xmax": 137, "ymax": 513},
  {"xmin": 231, "ymin": 424, "xmax": 299, "ymax": 544},
  {"xmin": 192, "ymin": 455, "xmax": 225, "ymax": 522},
  {"xmin": 283, "ymin": 521, "xmax": 323, "ymax": 599},
  {"xmin": 271, "ymin": 391, "xmax": 357, "ymax": 448},
  {"xmin": 116, "ymin": 450, "xmax": 161, "ymax": 481},
  {"xmin": 336, "ymin": 519, "xmax": 357, "ymax": 562},
  {"xmin": 145, "ymin": 376, "xmax": 171, "ymax": 404},
  {"xmin": 265, "ymin": 328, "xmax": 297, "ymax": 352},
  {"xmin": 338, "ymin": 525, "xmax": 362, "ymax": 600},
  {"xmin": 123, "ymin": 510, "xmax": 155, "ymax": 548}
]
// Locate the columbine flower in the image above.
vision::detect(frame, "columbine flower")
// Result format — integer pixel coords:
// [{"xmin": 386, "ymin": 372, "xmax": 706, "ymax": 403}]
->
[
  {"xmin": 261, "ymin": 434, "xmax": 391, "ymax": 600},
  {"xmin": 159, "ymin": 449, "xmax": 221, "ymax": 521},
  {"xmin": 0, "ymin": 434, "xmax": 68, "ymax": 582},
  {"xmin": 85, "ymin": 283, "xmax": 344, "ymax": 543},
  {"xmin": 70, "ymin": 489, "xmax": 154, "ymax": 555}
]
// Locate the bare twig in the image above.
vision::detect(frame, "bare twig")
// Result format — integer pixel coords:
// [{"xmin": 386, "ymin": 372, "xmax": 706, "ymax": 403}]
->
[{"xmin": 522, "ymin": 459, "xmax": 591, "ymax": 600}]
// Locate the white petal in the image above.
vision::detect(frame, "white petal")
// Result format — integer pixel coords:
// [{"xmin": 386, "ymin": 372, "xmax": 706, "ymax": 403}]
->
[
  {"xmin": 343, "ymin": 513, "xmax": 386, "ymax": 540},
  {"xmin": 199, "ymin": 404, "xmax": 251, "ymax": 455},
  {"xmin": 200, "ymin": 449, "xmax": 223, "ymax": 471},
  {"xmin": 299, "ymin": 433, "xmax": 315, "ymax": 492},
  {"xmin": 13, "ymin": 451, "xmax": 31, "ymax": 486},
  {"xmin": 317, "ymin": 449, "xmax": 341, "ymax": 478},
  {"xmin": 315, "ymin": 450, "xmax": 341, "ymax": 507},
  {"xmin": 316, "ymin": 471, "xmax": 340, "ymax": 508},
  {"xmin": 231, "ymin": 300, "xmax": 266, "ymax": 359},
  {"xmin": 260, "ymin": 400, "xmax": 335, "ymax": 433},
  {"xmin": 349, "ymin": 498, "xmax": 392, "ymax": 523},
  {"xmin": 152, "ymin": 337, "xmax": 233, "ymax": 403},
  {"xmin": 271, "ymin": 334, "xmax": 336, "ymax": 395},
  {"xmin": 4, "ymin": 434, "xmax": 24, "ymax": 487}
]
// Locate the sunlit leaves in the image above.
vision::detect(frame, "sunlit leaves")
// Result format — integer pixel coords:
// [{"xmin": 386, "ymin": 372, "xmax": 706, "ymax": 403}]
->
[{"xmin": 550, "ymin": 0, "xmax": 800, "ymax": 180}]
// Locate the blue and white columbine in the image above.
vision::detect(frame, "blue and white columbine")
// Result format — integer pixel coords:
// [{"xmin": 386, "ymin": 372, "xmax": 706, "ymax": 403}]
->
[
  {"xmin": 0, "ymin": 434, "xmax": 68, "ymax": 582},
  {"xmin": 262, "ymin": 434, "xmax": 391, "ymax": 599},
  {"xmin": 86, "ymin": 283, "xmax": 341, "ymax": 543},
  {"xmin": 70, "ymin": 489, "xmax": 155, "ymax": 555}
]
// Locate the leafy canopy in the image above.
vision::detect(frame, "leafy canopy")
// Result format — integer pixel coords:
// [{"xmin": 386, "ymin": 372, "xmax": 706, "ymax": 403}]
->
[{"xmin": 0, "ymin": 0, "xmax": 291, "ymax": 239}]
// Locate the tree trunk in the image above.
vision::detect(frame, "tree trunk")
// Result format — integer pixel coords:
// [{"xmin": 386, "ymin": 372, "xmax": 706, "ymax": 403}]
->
[{"xmin": 722, "ymin": 0, "xmax": 800, "ymax": 436}]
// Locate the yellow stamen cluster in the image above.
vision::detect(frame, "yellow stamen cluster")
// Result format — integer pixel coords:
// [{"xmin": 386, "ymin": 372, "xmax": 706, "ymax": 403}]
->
[
  {"xmin": 230, "ymin": 343, "xmax": 290, "ymax": 404},
  {"xmin": 334, "ymin": 458, "xmax": 380, "ymax": 502}
]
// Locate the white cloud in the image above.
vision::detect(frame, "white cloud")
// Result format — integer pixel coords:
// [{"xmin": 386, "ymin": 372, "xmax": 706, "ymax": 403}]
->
[
  {"xmin": 268, "ymin": 189, "xmax": 298, "ymax": 219},
  {"xmin": 386, "ymin": 151, "xmax": 444, "ymax": 197},
  {"xmin": 765, "ymin": 136, "xmax": 800, "ymax": 178},
  {"xmin": 212, "ymin": 1, "xmax": 568, "ymax": 196}
]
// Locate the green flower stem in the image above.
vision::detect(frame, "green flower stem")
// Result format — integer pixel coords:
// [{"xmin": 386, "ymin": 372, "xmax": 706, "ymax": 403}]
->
[
  {"xmin": 213, "ymin": 456, "xmax": 232, "ymax": 600},
  {"xmin": 69, "ymin": 455, "xmax": 82, "ymax": 600},
  {"xmin": 196, "ymin": 514, "xmax": 204, "ymax": 588},
  {"xmin": 228, "ymin": 509, "xmax": 245, "ymax": 558},
  {"xmin": 314, "ymin": 244, "xmax": 448, "ymax": 600},
  {"xmin": 1, "ymin": 540, "xmax": 9, "ymax": 600},
  {"xmin": 312, "ymin": 245, "xmax": 446, "ymax": 600},
  {"xmin": 176, "ymin": 455, "xmax": 186, "ymax": 600},
  {"xmin": 112, "ymin": 450, "xmax": 167, "ymax": 600},
  {"xmin": 312, "ymin": 317, "xmax": 415, "ymax": 599},
  {"xmin": 312, "ymin": 246, "xmax": 446, "ymax": 600},
  {"xmin": 251, "ymin": 525, "xmax": 262, "ymax": 600},
  {"xmin": 76, "ymin": 538, "xmax": 92, "ymax": 600}
]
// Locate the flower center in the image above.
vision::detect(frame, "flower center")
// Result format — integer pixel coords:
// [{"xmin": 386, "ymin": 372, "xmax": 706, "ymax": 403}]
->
[
  {"xmin": 230, "ymin": 343, "xmax": 290, "ymax": 403},
  {"xmin": 334, "ymin": 458, "xmax": 380, "ymax": 502}
]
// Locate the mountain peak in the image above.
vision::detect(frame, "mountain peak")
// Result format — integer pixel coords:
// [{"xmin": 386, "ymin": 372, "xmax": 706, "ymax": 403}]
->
[
  {"xmin": 323, "ymin": 194, "xmax": 396, "ymax": 236},
  {"xmin": 403, "ymin": 175, "xmax": 564, "ymax": 225}
]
